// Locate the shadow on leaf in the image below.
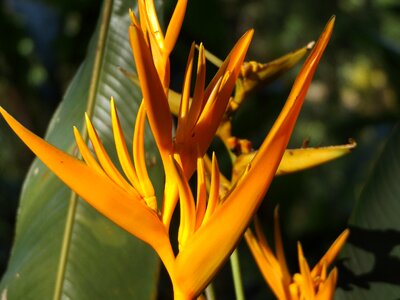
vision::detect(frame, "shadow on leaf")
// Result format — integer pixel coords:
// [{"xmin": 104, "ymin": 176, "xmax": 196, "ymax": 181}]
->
[{"xmin": 337, "ymin": 225, "xmax": 400, "ymax": 291}]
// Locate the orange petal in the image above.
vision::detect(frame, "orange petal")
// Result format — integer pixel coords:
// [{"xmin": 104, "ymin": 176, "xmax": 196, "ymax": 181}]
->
[
  {"xmin": 0, "ymin": 107, "xmax": 168, "ymax": 251},
  {"xmin": 141, "ymin": 0, "xmax": 164, "ymax": 50},
  {"xmin": 245, "ymin": 228, "xmax": 287, "ymax": 300},
  {"xmin": 194, "ymin": 30, "xmax": 253, "ymax": 150},
  {"xmin": 276, "ymin": 141, "xmax": 356, "ymax": 175},
  {"xmin": 319, "ymin": 260, "xmax": 328, "ymax": 282},
  {"xmin": 73, "ymin": 126, "xmax": 104, "ymax": 175},
  {"xmin": 129, "ymin": 22, "xmax": 172, "ymax": 156},
  {"xmin": 169, "ymin": 156, "xmax": 196, "ymax": 249},
  {"xmin": 298, "ymin": 254, "xmax": 315, "ymax": 300},
  {"xmin": 201, "ymin": 153, "xmax": 220, "ymax": 225},
  {"xmin": 187, "ymin": 43, "xmax": 206, "ymax": 128},
  {"xmin": 85, "ymin": 113, "xmax": 139, "ymax": 197},
  {"xmin": 273, "ymin": 207, "xmax": 291, "ymax": 286},
  {"xmin": 316, "ymin": 268, "xmax": 338, "ymax": 300},
  {"xmin": 164, "ymin": 0, "xmax": 187, "ymax": 56},
  {"xmin": 133, "ymin": 101, "xmax": 156, "ymax": 209},
  {"xmin": 129, "ymin": 9, "xmax": 140, "ymax": 28},
  {"xmin": 110, "ymin": 98, "xmax": 141, "ymax": 191},
  {"xmin": 195, "ymin": 157, "xmax": 207, "ymax": 229},
  {"xmin": 176, "ymin": 43, "xmax": 195, "ymax": 143},
  {"xmin": 311, "ymin": 229, "xmax": 350, "ymax": 277}
]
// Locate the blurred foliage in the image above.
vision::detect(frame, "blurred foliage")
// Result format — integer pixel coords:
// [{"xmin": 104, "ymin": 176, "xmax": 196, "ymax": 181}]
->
[{"xmin": 1, "ymin": 0, "xmax": 399, "ymax": 298}]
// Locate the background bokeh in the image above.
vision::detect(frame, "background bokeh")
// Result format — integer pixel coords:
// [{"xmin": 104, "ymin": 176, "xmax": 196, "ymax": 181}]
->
[{"xmin": 1, "ymin": 0, "xmax": 399, "ymax": 298}]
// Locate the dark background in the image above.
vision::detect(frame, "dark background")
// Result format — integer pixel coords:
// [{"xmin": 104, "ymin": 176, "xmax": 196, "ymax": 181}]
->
[{"xmin": 1, "ymin": 0, "xmax": 399, "ymax": 298}]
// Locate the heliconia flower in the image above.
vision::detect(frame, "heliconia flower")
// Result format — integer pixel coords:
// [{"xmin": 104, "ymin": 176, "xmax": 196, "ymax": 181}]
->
[
  {"xmin": 245, "ymin": 209, "xmax": 349, "ymax": 300},
  {"xmin": 197, "ymin": 40, "xmax": 315, "ymax": 109},
  {"xmin": 128, "ymin": 0, "xmax": 253, "ymax": 227},
  {"xmin": 0, "ymin": 0, "xmax": 336, "ymax": 297},
  {"xmin": 235, "ymin": 41, "xmax": 316, "ymax": 108}
]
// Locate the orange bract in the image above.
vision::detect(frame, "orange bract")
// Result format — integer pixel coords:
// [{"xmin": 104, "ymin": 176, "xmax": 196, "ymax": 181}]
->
[{"xmin": 245, "ymin": 209, "xmax": 349, "ymax": 300}]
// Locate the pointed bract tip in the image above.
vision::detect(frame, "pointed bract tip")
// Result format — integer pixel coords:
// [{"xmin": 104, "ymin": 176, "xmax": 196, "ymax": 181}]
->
[
  {"xmin": 246, "ymin": 28, "xmax": 255, "ymax": 36},
  {"xmin": 243, "ymin": 28, "xmax": 255, "ymax": 43},
  {"xmin": 326, "ymin": 15, "xmax": 336, "ymax": 32},
  {"xmin": 110, "ymin": 96, "xmax": 116, "ymax": 109},
  {"xmin": 341, "ymin": 228, "xmax": 350, "ymax": 240},
  {"xmin": 129, "ymin": 9, "xmax": 139, "ymax": 26},
  {"xmin": 306, "ymin": 41, "xmax": 315, "ymax": 50}
]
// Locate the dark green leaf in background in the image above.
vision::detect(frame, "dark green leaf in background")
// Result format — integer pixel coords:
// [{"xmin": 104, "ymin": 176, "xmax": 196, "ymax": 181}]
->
[
  {"xmin": 336, "ymin": 124, "xmax": 400, "ymax": 299},
  {"xmin": 0, "ymin": 0, "xmax": 165, "ymax": 299}
]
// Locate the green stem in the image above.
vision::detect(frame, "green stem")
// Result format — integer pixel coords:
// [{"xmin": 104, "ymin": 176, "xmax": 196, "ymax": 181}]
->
[
  {"xmin": 230, "ymin": 249, "xmax": 245, "ymax": 300},
  {"xmin": 52, "ymin": 0, "xmax": 113, "ymax": 299},
  {"xmin": 205, "ymin": 282, "xmax": 216, "ymax": 300}
]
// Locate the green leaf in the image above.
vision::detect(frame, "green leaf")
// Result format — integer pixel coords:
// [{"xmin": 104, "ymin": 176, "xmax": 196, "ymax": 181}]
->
[
  {"xmin": 0, "ymin": 0, "xmax": 164, "ymax": 299},
  {"xmin": 335, "ymin": 124, "xmax": 400, "ymax": 299}
]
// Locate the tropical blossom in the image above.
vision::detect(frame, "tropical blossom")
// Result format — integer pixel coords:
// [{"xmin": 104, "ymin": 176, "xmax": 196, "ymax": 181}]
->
[
  {"xmin": 245, "ymin": 209, "xmax": 349, "ymax": 300},
  {"xmin": 0, "ymin": 0, "xmax": 337, "ymax": 298}
]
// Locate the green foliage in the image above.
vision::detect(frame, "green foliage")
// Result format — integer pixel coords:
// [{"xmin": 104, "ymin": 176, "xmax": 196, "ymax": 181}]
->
[
  {"xmin": 336, "ymin": 124, "xmax": 400, "ymax": 299},
  {"xmin": 0, "ymin": 0, "xmax": 164, "ymax": 299}
]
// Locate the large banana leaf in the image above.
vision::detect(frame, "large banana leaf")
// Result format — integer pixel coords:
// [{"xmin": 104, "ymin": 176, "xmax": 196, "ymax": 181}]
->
[
  {"xmin": 0, "ymin": 0, "xmax": 164, "ymax": 299},
  {"xmin": 335, "ymin": 124, "xmax": 400, "ymax": 299}
]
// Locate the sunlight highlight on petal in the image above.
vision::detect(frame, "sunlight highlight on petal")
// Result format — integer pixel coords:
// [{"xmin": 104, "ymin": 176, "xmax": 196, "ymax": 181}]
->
[
  {"xmin": 85, "ymin": 113, "xmax": 137, "ymax": 196},
  {"xmin": 110, "ymin": 98, "xmax": 141, "ymax": 190},
  {"xmin": 201, "ymin": 153, "xmax": 220, "ymax": 225},
  {"xmin": 73, "ymin": 126, "xmax": 104, "ymax": 175},
  {"xmin": 133, "ymin": 102, "xmax": 156, "ymax": 209},
  {"xmin": 195, "ymin": 157, "xmax": 207, "ymax": 230},
  {"xmin": 164, "ymin": 0, "xmax": 187, "ymax": 56},
  {"xmin": 129, "ymin": 22, "xmax": 172, "ymax": 155}
]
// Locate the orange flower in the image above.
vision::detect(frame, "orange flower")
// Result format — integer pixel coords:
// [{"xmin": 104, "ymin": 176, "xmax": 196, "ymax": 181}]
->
[
  {"xmin": 128, "ymin": 1, "xmax": 253, "ymax": 227},
  {"xmin": 0, "ymin": 0, "xmax": 336, "ymax": 297},
  {"xmin": 245, "ymin": 209, "xmax": 349, "ymax": 300}
]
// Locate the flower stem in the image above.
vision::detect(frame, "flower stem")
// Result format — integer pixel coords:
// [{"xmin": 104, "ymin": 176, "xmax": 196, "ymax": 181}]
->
[
  {"xmin": 230, "ymin": 249, "xmax": 245, "ymax": 300},
  {"xmin": 205, "ymin": 283, "xmax": 216, "ymax": 300}
]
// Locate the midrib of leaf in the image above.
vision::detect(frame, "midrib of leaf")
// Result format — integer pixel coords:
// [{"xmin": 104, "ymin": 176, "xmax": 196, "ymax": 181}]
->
[{"xmin": 52, "ymin": 0, "xmax": 113, "ymax": 299}]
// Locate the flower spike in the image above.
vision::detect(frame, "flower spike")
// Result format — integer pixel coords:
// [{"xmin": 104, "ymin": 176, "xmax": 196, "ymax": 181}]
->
[
  {"xmin": 177, "ymin": 30, "xmax": 254, "ymax": 176},
  {"xmin": 160, "ymin": 30, "xmax": 254, "ymax": 231},
  {"xmin": 245, "ymin": 209, "xmax": 349, "ymax": 300}
]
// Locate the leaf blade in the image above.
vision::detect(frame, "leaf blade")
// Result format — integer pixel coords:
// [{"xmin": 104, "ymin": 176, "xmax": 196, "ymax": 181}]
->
[
  {"xmin": 0, "ymin": 0, "xmax": 165, "ymax": 299},
  {"xmin": 336, "ymin": 124, "xmax": 400, "ymax": 299}
]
